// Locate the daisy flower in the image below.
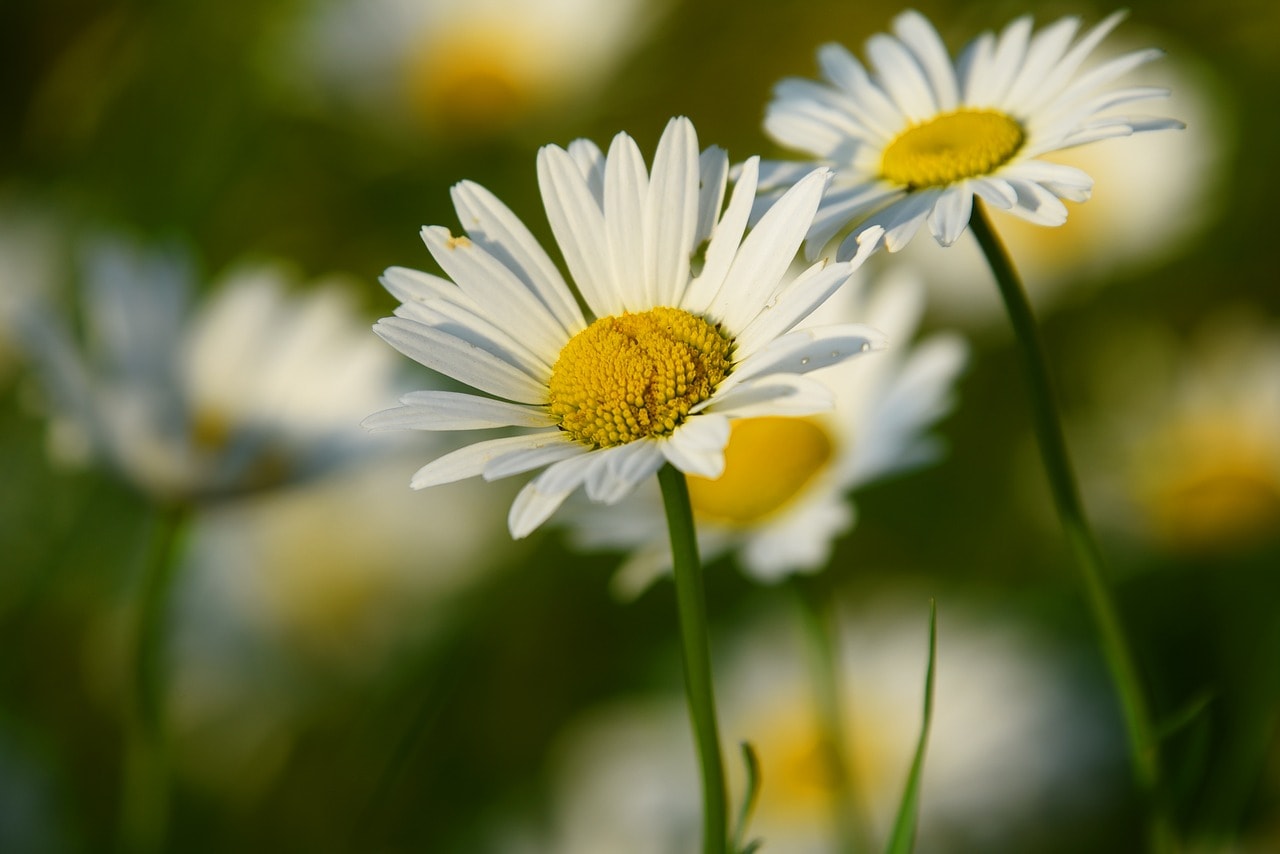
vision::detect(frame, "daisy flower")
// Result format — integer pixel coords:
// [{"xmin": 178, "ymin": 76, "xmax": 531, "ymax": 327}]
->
[
  {"xmin": 759, "ymin": 9, "xmax": 1184, "ymax": 259},
  {"xmin": 363, "ymin": 117, "xmax": 885, "ymax": 539},
  {"xmin": 18, "ymin": 238, "xmax": 400, "ymax": 503},
  {"xmin": 285, "ymin": 0, "xmax": 666, "ymax": 137},
  {"xmin": 561, "ymin": 269, "xmax": 967, "ymax": 594}
]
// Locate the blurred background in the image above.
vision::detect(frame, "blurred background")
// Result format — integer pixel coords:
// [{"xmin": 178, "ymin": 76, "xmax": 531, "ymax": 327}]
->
[{"xmin": 1, "ymin": 0, "xmax": 1277, "ymax": 851}]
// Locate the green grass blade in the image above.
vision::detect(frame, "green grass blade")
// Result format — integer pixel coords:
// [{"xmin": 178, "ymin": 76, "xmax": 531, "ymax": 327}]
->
[{"xmin": 885, "ymin": 600, "xmax": 937, "ymax": 854}]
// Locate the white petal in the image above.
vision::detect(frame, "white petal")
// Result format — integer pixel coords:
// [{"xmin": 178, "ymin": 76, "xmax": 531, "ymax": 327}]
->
[
  {"xmin": 385, "ymin": 297, "xmax": 550, "ymax": 379},
  {"xmin": 410, "ymin": 432, "xmax": 563, "ymax": 488},
  {"xmin": 567, "ymin": 138, "xmax": 606, "ymax": 202},
  {"xmin": 804, "ymin": 182, "xmax": 900, "ymax": 261},
  {"xmin": 661, "ymin": 413, "xmax": 730, "ymax": 478},
  {"xmin": 449, "ymin": 181, "xmax": 585, "ymax": 334},
  {"xmin": 1021, "ymin": 11, "xmax": 1127, "ymax": 115},
  {"xmin": 970, "ymin": 177, "xmax": 1018, "ymax": 209},
  {"xmin": 508, "ymin": 454, "xmax": 596, "ymax": 538},
  {"xmin": 381, "ymin": 266, "xmax": 466, "ymax": 306},
  {"xmin": 602, "ymin": 131, "xmax": 651, "ymax": 311},
  {"xmin": 483, "ymin": 436, "xmax": 590, "ymax": 480},
  {"xmin": 711, "ymin": 168, "xmax": 832, "ymax": 334},
  {"xmin": 866, "ymin": 31, "xmax": 938, "ymax": 120},
  {"xmin": 1003, "ymin": 15, "xmax": 1081, "ymax": 110},
  {"xmin": 734, "ymin": 259, "xmax": 855, "ymax": 357},
  {"xmin": 717, "ymin": 324, "xmax": 887, "ymax": 398},
  {"xmin": 693, "ymin": 146, "xmax": 729, "ymax": 249},
  {"xmin": 583, "ymin": 440, "xmax": 664, "ymax": 504},
  {"xmin": 537, "ymin": 143, "xmax": 618, "ymax": 317},
  {"xmin": 421, "ymin": 226, "xmax": 565, "ymax": 364},
  {"xmin": 926, "ymin": 186, "xmax": 974, "ymax": 246},
  {"xmin": 1003, "ymin": 179, "xmax": 1070, "ymax": 225},
  {"xmin": 646, "ymin": 116, "xmax": 701, "ymax": 307},
  {"xmin": 814, "ymin": 43, "xmax": 903, "ymax": 139},
  {"xmin": 373, "ymin": 317, "xmax": 547, "ymax": 404},
  {"xmin": 362, "ymin": 391, "xmax": 555, "ymax": 431},
  {"xmin": 861, "ymin": 190, "xmax": 940, "ymax": 253},
  {"xmin": 701, "ymin": 373, "xmax": 834, "ymax": 419},
  {"xmin": 682, "ymin": 156, "xmax": 759, "ymax": 316},
  {"xmin": 1000, "ymin": 160, "xmax": 1093, "ymax": 202},
  {"xmin": 892, "ymin": 10, "xmax": 959, "ymax": 111},
  {"xmin": 968, "ymin": 15, "xmax": 1032, "ymax": 105}
]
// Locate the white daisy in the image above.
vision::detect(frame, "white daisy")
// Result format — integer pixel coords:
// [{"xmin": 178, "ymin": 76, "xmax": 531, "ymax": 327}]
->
[
  {"xmin": 363, "ymin": 117, "xmax": 885, "ymax": 539},
  {"xmin": 561, "ymin": 269, "xmax": 967, "ymax": 594},
  {"xmin": 285, "ymin": 0, "xmax": 666, "ymax": 137},
  {"xmin": 759, "ymin": 9, "xmax": 1184, "ymax": 259},
  {"xmin": 19, "ymin": 239, "xmax": 400, "ymax": 502}
]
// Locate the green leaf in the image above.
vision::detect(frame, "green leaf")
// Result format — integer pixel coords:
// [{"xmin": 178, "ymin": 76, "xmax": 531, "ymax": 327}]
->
[
  {"xmin": 885, "ymin": 600, "xmax": 937, "ymax": 854},
  {"xmin": 733, "ymin": 741, "xmax": 763, "ymax": 854}
]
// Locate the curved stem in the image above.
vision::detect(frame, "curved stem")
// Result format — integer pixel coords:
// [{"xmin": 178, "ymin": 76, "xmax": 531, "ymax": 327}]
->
[
  {"xmin": 658, "ymin": 464, "xmax": 729, "ymax": 854},
  {"xmin": 121, "ymin": 502, "xmax": 190, "ymax": 854},
  {"xmin": 969, "ymin": 204, "xmax": 1173, "ymax": 851}
]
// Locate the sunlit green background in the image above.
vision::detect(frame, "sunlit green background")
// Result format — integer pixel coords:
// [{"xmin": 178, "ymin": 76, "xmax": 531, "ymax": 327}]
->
[{"xmin": 2, "ymin": 0, "xmax": 1278, "ymax": 851}]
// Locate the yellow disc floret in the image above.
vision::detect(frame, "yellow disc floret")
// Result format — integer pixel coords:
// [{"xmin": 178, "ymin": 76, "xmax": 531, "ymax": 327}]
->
[
  {"xmin": 687, "ymin": 417, "xmax": 834, "ymax": 524},
  {"xmin": 881, "ymin": 108, "xmax": 1026, "ymax": 189},
  {"xmin": 548, "ymin": 307, "xmax": 731, "ymax": 448}
]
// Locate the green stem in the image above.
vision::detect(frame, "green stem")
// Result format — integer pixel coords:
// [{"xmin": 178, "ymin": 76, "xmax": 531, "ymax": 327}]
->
[
  {"xmin": 121, "ymin": 502, "xmax": 190, "ymax": 854},
  {"xmin": 969, "ymin": 203, "xmax": 1173, "ymax": 852},
  {"xmin": 658, "ymin": 464, "xmax": 729, "ymax": 854},
  {"xmin": 789, "ymin": 577, "xmax": 870, "ymax": 854}
]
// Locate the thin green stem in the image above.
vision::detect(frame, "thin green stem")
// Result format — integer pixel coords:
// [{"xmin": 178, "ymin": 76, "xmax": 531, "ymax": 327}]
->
[
  {"xmin": 120, "ymin": 502, "xmax": 190, "ymax": 854},
  {"xmin": 789, "ymin": 577, "xmax": 870, "ymax": 854},
  {"xmin": 969, "ymin": 203, "xmax": 1173, "ymax": 852},
  {"xmin": 658, "ymin": 464, "xmax": 729, "ymax": 854}
]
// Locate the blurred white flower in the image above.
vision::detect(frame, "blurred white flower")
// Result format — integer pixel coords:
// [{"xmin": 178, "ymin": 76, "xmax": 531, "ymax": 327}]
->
[
  {"xmin": 757, "ymin": 10, "xmax": 1181, "ymax": 260},
  {"xmin": 18, "ymin": 238, "xmax": 400, "ymax": 503},
  {"xmin": 560, "ymin": 270, "xmax": 967, "ymax": 593},
  {"xmin": 888, "ymin": 35, "xmax": 1230, "ymax": 325},
  {"xmin": 526, "ymin": 593, "xmax": 1113, "ymax": 853},
  {"xmin": 284, "ymin": 0, "xmax": 667, "ymax": 137},
  {"xmin": 1078, "ymin": 308, "xmax": 1280, "ymax": 556}
]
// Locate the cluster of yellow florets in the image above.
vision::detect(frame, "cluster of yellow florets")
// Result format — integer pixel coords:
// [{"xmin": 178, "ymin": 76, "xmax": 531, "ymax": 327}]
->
[
  {"xmin": 548, "ymin": 307, "xmax": 732, "ymax": 448},
  {"xmin": 881, "ymin": 108, "xmax": 1026, "ymax": 189}
]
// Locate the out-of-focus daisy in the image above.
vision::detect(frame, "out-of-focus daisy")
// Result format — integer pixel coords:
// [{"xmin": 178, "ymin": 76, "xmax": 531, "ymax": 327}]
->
[
  {"xmin": 1079, "ymin": 310, "xmax": 1280, "ymax": 556},
  {"xmin": 18, "ymin": 239, "xmax": 400, "ymax": 503},
  {"xmin": 525, "ymin": 593, "xmax": 1113, "ymax": 853},
  {"xmin": 364, "ymin": 117, "xmax": 885, "ymax": 539},
  {"xmin": 890, "ymin": 38, "xmax": 1229, "ymax": 324},
  {"xmin": 562, "ymin": 270, "xmax": 967, "ymax": 594},
  {"xmin": 0, "ymin": 196, "xmax": 65, "ymax": 381},
  {"xmin": 759, "ymin": 9, "xmax": 1183, "ymax": 259},
  {"xmin": 286, "ymin": 0, "xmax": 666, "ymax": 137}
]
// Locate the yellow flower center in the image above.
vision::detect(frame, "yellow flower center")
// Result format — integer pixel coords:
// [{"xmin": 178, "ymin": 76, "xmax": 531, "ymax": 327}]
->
[
  {"xmin": 881, "ymin": 109, "xmax": 1026, "ymax": 189},
  {"xmin": 548, "ymin": 308, "xmax": 731, "ymax": 448},
  {"xmin": 403, "ymin": 24, "xmax": 538, "ymax": 135},
  {"xmin": 687, "ymin": 417, "xmax": 834, "ymax": 524}
]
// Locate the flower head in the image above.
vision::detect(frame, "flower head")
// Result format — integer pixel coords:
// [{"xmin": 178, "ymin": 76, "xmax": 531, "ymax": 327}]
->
[
  {"xmin": 561, "ymin": 270, "xmax": 967, "ymax": 592},
  {"xmin": 364, "ymin": 117, "xmax": 885, "ymax": 539},
  {"xmin": 20, "ymin": 239, "xmax": 399, "ymax": 503},
  {"xmin": 760, "ymin": 9, "xmax": 1183, "ymax": 259}
]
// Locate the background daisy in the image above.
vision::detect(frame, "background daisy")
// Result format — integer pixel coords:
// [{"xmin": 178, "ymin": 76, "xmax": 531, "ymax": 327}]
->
[
  {"xmin": 17, "ymin": 238, "xmax": 401, "ymax": 503},
  {"xmin": 758, "ymin": 9, "xmax": 1183, "ymax": 258},
  {"xmin": 366, "ymin": 116, "xmax": 884, "ymax": 538}
]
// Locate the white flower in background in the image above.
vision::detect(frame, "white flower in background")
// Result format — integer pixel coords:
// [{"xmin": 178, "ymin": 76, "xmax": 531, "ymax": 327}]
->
[
  {"xmin": 889, "ymin": 38, "xmax": 1229, "ymax": 325},
  {"xmin": 524, "ymin": 594, "xmax": 1113, "ymax": 853},
  {"xmin": 561, "ymin": 269, "xmax": 967, "ymax": 594},
  {"xmin": 1078, "ymin": 309, "xmax": 1280, "ymax": 556},
  {"xmin": 758, "ymin": 9, "xmax": 1182, "ymax": 259},
  {"xmin": 19, "ymin": 238, "xmax": 400, "ymax": 502},
  {"xmin": 287, "ymin": 0, "xmax": 666, "ymax": 136},
  {"xmin": 365, "ymin": 117, "xmax": 885, "ymax": 539}
]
